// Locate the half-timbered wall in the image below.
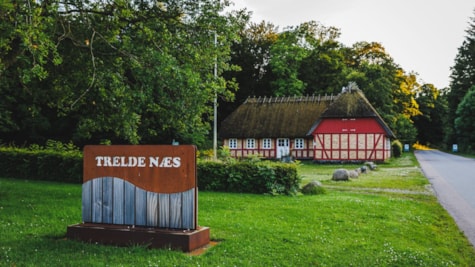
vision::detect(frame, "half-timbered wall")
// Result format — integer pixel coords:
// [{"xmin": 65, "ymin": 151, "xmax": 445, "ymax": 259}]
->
[
  {"xmin": 312, "ymin": 118, "xmax": 391, "ymax": 161},
  {"xmin": 223, "ymin": 138, "xmax": 314, "ymax": 160},
  {"xmin": 314, "ymin": 133, "xmax": 390, "ymax": 161},
  {"xmin": 222, "ymin": 118, "xmax": 392, "ymax": 161}
]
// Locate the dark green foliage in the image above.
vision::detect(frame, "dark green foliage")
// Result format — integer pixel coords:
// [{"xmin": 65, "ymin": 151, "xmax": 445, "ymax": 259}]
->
[
  {"xmin": 0, "ymin": 142, "xmax": 83, "ymax": 183},
  {"xmin": 392, "ymin": 114, "xmax": 418, "ymax": 144},
  {"xmin": 447, "ymin": 10, "xmax": 475, "ymax": 146},
  {"xmin": 269, "ymin": 21, "xmax": 344, "ymax": 96},
  {"xmin": 1, "ymin": 1, "xmax": 430, "ymax": 149},
  {"xmin": 271, "ymin": 163, "xmax": 301, "ymax": 195},
  {"xmin": 345, "ymin": 43, "xmax": 399, "ymax": 117},
  {"xmin": 197, "ymin": 161, "xmax": 228, "ymax": 191},
  {"xmin": 413, "ymin": 84, "xmax": 448, "ymax": 147},
  {"xmin": 197, "ymin": 160, "xmax": 300, "ymax": 195},
  {"xmin": 0, "ymin": 1, "xmax": 244, "ymax": 147},
  {"xmin": 0, "ymin": 143, "xmax": 300, "ymax": 194},
  {"xmin": 299, "ymin": 41, "xmax": 346, "ymax": 95},
  {"xmin": 454, "ymin": 87, "xmax": 475, "ymax": 152},
  {"xmin": 391, "ymin": 139, "xmax": 403, "ymax": 158},
  {"xmin": 221, "ymin": 21, "xmax": 278, "ymax": 121}
]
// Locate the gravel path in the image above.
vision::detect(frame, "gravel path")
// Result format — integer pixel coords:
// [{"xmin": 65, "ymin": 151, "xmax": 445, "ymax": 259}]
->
[{"xmin": 324, "ymin": 184, "xmax": 434, "ymax": 195}]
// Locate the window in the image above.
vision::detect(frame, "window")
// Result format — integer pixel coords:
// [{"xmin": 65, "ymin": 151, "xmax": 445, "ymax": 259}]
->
[
  {"xmin": 277, "ymin": 138, "xmax": 289, "ymax": 147},
  {"xmin": 295, "ymin": 138, "xmax": 304, "ymax": 149},
  {"xmin": 228, "ymin": 139, "xmax": 237, "ymax": 149},
  {"xmin": 246, "ymin": 138, "xmax": 256, "ymax": 149},
  {"xmin": 262, "ymin": 138, "xmax": 272, "ymax": 149}
]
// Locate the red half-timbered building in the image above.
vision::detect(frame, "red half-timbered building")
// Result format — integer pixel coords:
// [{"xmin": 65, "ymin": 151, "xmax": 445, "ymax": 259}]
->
[{"xmin": 219, "ymin": 89, "xmax": 396, "ymax": 162}]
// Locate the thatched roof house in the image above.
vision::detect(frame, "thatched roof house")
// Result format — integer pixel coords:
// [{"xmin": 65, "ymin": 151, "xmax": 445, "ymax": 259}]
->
[{"xmin": 220, "ymin": 89, "xmax": 395, "ymax": 162}]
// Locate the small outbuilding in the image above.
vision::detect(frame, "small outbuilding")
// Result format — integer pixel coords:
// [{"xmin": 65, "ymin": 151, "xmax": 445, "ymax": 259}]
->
[{"xmin": 219, "ymin": 88, "xmax": 396, "ymax": 162}]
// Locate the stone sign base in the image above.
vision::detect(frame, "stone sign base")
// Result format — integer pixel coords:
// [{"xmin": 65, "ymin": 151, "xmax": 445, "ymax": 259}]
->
[{"xmin": 66, "ymin": 223, "xmax": 210, "ymax": 252}]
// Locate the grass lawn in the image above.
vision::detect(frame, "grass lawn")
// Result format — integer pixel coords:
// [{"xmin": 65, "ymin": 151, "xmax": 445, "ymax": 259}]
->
[{"xmin": 1, "ymin": 152, "xmax": 475, "ymax": 266}]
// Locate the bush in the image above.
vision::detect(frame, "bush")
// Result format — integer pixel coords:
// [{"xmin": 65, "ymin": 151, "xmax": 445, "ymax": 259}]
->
[
  {"xmin": 0, "ymin": 141, "xmax": 83, "ymax": 183},
  {"xmin": 197, "ymin": 160, "xmax": 301, "ymax": 195},
  {"xmin": 392, "ymin": 140, "xmax": 403, "ymax": 158},
  {"xmin": 196, "ymin": 161, "xmax": 227, "ymax": 191},
  {"xmin": 0, "ymin": 142, "xmax": 301, "ymax": 195}
]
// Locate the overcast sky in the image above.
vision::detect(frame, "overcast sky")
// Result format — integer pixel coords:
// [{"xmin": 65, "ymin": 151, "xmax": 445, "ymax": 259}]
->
[{"xmin": 229, "ymin": 0, "xmax": 474, "ymax": 89}]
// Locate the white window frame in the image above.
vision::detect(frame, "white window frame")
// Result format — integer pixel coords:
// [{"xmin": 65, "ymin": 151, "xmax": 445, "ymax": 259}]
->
[
  {"xmin": 228, "ymin": 138, "xmax": 237, "ymax": 149},
  {"xmin": 294, "ymin": 138, "xmax": 305, "ymax": 149},
  {"xmin": 246, "ymin": 138, "xmax": 256, "ymax": 149},
  {"xmin": 262, "ymin": 138, "xmax": 272, "ymax": 149}
]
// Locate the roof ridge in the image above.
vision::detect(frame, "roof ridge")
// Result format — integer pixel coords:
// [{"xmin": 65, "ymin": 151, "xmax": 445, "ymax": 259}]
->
[{"xmin": 246, "ymin": 94, "xmax": 336, "ymax": 104}]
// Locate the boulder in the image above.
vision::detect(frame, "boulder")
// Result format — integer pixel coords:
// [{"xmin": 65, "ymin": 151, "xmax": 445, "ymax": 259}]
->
[
  {"xmin": 332, "ymin": 169, "xmax": 349, "ymax": 181},
  {"xmin": 349, "ymin": 169, "xmax": 359, "ymax": 178},
  {"xmin": 301, "ymin": 180, "xmax": 326, "ymax": 195},
  {"xmin": 360, "ymin": 165, "xmax": 368, "ymax": 173},
  {"xmin": 365, "ymin": 161, "xmax": 377, "ymax": 170}
]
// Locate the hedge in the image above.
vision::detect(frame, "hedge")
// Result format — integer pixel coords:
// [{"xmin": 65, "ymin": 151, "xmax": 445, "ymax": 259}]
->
[
  {"xmin": 197, "ymin": 160, "xmax": 301, "ymax": 195},
  {"xmin": 0, "ymin": 147, "xmax": 83, "ymax": 183},
  {"xmin": 0, "ymin": 146, "xmax": 301, "ymax": 195}
]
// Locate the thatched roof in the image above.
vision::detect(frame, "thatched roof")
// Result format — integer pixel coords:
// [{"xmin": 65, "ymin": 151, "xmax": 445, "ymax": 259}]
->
[
  {"xmin": 321, "ymin": 89, "xmax": 380, "ymax": 118},
  {"xmin": 219, "ymin": 95, "xmax": 335, "ymax": 138},
  {"xmin": 219, "ymin": 90, "xmax": 395, "ymax": 139},
  {"xmin": 308, "ymin": 89, "xmax": 396, "ymax": 138}
]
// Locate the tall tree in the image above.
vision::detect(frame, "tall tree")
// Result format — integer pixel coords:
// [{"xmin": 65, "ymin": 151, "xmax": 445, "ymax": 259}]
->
[
  {"xmin": 413, "ymin": 83, "xmax": 447, "ymax": 146},
  {"xmin": 269, "ymin": 21, "xmax": 343, "ymax": 96},
  {"xmin": 221, "ymin": 20, "xmax": 278, "ymax": 119},
  {"xmin": 454, "ymin": 86, "xmax": 475, "ymax": 151},
  {"xmin": 269, "ymin": 26, "xmax": 308, "ymax": 96},
  {"xmin": 0, "ymin": 0, "xmax": 63, "ymax": 143},
  {"xmin": 0, "ymin": 0, "xmax": 245, "ymax": 146},
  {"xmin": 344, "ymin": 42, "xmax": 398, "ymax": 117},
  {"xmin": 298, "ymin": 23, "xmax": 346, "ymax": 95},
  {"xmin": 394, "ymin": 71, "xmax": 421, "ymax": 119},
  {"xmin": 447, "ymin": 9, "xmax": 475, "ymax": 146},
  {"xmin": 344, "ymin": 41, "xmax": 420, "ymax": 143}
]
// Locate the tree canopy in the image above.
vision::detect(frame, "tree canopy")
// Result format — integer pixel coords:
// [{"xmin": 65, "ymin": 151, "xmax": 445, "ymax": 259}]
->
[
  {"xmin": 455, "ymin": 86, "xmax": 475, "ymax": 151},
  {"xmin": 0, "ymin": 0, "xmax": 246, "ymax": 146},
  {"xmin": 446, "ymin": 9, "xmax": 475, "ymax": 149},
  {"xmin": 2, "ymin": 1, "xmax": 472, "ymax": 151},
  {"xmin": 413, "ymin": 84, "xmax": 447, "ymax": 146}
]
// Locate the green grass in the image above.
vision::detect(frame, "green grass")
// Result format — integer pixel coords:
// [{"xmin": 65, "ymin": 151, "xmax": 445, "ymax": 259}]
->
[
  {"xmin": 1, "ymin": 153, "xmax": 475, "ymax": 266},
  {"xmin": 299, "ymin": 153, "xmax": 429, "ymax": 192}
]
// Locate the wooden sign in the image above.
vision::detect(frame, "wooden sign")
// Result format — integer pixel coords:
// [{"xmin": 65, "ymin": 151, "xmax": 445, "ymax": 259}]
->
[{"xmin": 81, "ymin": 145, "xmax": 197, "ymax": 230}]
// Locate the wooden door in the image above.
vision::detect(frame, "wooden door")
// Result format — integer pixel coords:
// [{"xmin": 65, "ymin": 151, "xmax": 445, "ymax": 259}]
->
[{"xmin": 276, "ymin": 138, "xmax": 290, "ymax": 159}]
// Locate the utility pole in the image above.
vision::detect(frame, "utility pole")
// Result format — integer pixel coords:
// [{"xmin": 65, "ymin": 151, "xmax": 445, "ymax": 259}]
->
[{"xmin": 213, "ymin": 31, "xmax": 218, "ymax": 160}]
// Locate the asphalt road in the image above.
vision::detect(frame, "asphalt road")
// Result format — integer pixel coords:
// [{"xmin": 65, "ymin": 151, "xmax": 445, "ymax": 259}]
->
[{"xmin": 414, "ymin": 149, "xmax": 475, "ymax": 247}]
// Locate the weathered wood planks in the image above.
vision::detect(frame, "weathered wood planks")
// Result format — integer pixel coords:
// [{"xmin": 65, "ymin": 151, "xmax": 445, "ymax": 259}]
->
[{"xmin": 82, "ymin": 177, "xmax": 195, "ymax": 229}]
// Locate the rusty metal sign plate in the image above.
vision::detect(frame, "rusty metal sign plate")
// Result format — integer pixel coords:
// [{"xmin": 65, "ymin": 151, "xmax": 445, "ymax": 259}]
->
[{"xmin": 83, "ymin": 145, "xmax": 196, "ymax": 194}]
